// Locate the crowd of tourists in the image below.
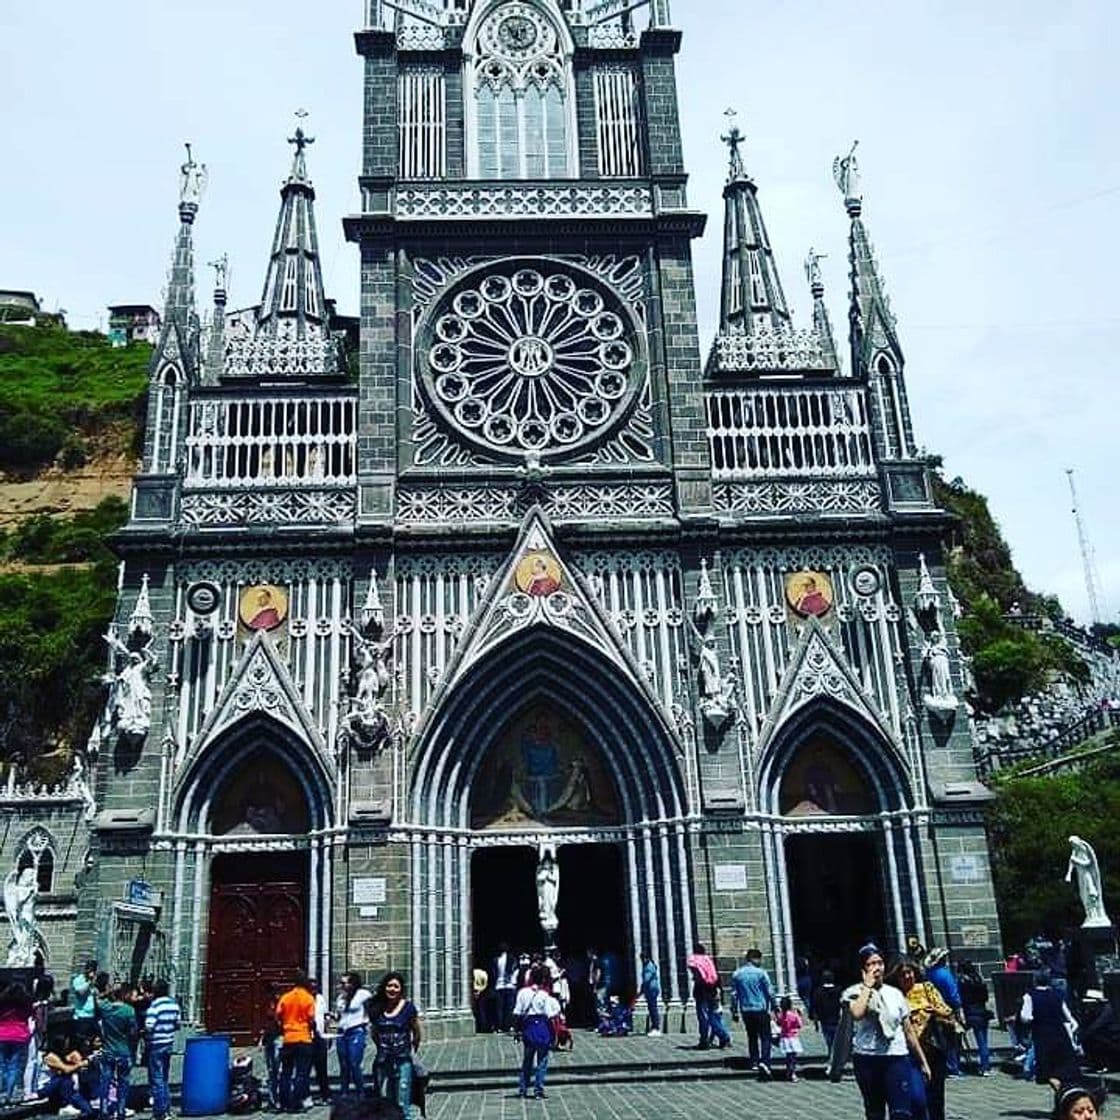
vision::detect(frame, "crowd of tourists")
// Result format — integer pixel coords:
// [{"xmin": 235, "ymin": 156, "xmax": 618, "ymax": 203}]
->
[{"xmin": 1, "ymin": 940, "xmax": 1115, "ymax": 1120}]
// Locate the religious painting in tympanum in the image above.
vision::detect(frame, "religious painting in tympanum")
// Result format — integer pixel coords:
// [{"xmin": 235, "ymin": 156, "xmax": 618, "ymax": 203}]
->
[
  {"xmin": 210, "ymin": 751, "xmax": 310, "ymax": 836},
  {"xmin": 785, "ymin": 570, "xmax": 834, "ymax": 620},
  {"xmin": 471, "ymin": 705, "xmax": 620, "ymax": 830},
  {"xmin": 513, "ymin": 552, "xmax": 563, "ymax": 598},
  {"xmin": 238, "ymin": 583, "xmax": 288, "ymax": 634},
  {"xmin": 779, "ymin": 738, "xmax": 875, "ymax": 817}
]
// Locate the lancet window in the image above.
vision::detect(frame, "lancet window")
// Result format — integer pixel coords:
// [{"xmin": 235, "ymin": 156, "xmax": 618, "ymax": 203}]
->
[
  {"xmin": 400, "ymin": 67, "xmax": 447, "ymax": 179},
  {"xmin": 594, "ymin": 67, "xmax": 643, "ymax": 177},
  {"xmin": 468, "ymin": 3, "xmax": 574, "ymax": 179}
]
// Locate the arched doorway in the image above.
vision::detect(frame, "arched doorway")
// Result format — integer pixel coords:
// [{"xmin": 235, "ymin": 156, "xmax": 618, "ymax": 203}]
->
[
  {"xmin": 409, "ymin": 631, "xmax": 691, "ymax": 1016},
  {"xmin": 467, "ymin": 702, "xmax": 630, "ymax": 1006},
  {"xmin": 760, "ymin": 703, "xmax": 924, "ymax": 988},
  {"xmin": 204, "ymin": 751, "xmax": 311, "ymax": 1041},
  {"xmin": 171, "ymin": 714, "xmax": 336, "ymax": 1035}
]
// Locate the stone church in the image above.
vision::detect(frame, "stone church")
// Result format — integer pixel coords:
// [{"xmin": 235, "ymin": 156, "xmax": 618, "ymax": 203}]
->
[{"xmin": 6, "ymin": 0, "xmax": 1003, "ymax": 1037}]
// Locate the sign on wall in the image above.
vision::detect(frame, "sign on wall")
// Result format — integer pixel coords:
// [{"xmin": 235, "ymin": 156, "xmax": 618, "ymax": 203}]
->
[
  {"xmin": 950, "ymin": 855, "xmax": 982, "ymax": 884},
  {"xmin": 352, "ymin": 877, "xmax": 387, "ymax": 905},
  {"xmin": 713, "ymin": 864, "xmax": 748, "ymax": 891}
]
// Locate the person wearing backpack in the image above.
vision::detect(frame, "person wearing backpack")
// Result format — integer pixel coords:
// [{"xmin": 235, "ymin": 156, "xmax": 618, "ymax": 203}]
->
[{"xmin": 513, "ymin": 966, "xmax": 561, "ymax": 1100}]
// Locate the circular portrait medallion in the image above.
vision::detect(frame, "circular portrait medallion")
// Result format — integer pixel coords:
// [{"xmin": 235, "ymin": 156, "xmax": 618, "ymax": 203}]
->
[
  {"xmin": 785, "ymin": 570, "xmax": 834, "ymax": 619},
  {"xmin": 239, "ymin": 584, "xmax": 289, "ymax": 632},
  {"xmin": 514, "ymin": 553, "xmax": 563, "ymax": 598}
]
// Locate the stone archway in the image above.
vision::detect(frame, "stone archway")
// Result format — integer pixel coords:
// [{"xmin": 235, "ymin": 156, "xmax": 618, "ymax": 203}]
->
[{"xmin": 757, "ymin": 700, "xmax": 926, "ymax": 989}]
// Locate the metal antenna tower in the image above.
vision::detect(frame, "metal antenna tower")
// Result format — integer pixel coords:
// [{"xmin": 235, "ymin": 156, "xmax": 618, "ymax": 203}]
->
[{"xmin": 1065, "ymin": 469, "xmax": 1103, "ymax": 625}]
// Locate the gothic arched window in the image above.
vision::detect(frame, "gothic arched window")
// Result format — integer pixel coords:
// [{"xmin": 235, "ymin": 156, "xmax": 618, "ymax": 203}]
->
[
  {"xmin": 468, "ymin": 3, "xmax": 574, "ymax": 180},
  {"xmin": 15, "ymin": 828, "xmax": 55, "ymax": 895}
]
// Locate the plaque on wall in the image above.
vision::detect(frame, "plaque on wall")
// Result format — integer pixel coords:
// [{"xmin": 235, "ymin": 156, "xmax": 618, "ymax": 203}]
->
[
  {"xmin": 960, "ymin": 925, "xmax": 990, "ymax": 948},
  {"xmin": 349, "ymin": 939, "xmax": 389, "ymax": 969},
  {"xmin": 713, "ymin": 864, "xmax": 748, "ymax": 892},
  {"xmin": 353, "ymin": 877, "xmax": 387, "ymax": 905}
]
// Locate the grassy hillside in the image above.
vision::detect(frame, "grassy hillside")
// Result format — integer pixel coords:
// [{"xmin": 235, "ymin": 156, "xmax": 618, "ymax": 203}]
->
[
  {"xmin": 933, "ymin": 472, "xmax": 1088, "ymax": 712},
  {"xmin": 0, "ymin": 323, "xmax": 149, "ymax": 473}
]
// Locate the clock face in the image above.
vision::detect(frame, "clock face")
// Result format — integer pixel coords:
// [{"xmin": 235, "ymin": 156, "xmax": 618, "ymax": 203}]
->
[
  {"xmin": 498, "ymin": 14, "xmax": 537, "ymax": 52},
  {"xmin": 419, "ymin": 261, "xmax": 642, "ymax": 462}
]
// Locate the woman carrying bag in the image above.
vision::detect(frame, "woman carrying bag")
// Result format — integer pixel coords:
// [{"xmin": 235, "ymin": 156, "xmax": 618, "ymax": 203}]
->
[{"xmin": 887, "ymin": 958, "xmax": 958, "ymax": 1120}]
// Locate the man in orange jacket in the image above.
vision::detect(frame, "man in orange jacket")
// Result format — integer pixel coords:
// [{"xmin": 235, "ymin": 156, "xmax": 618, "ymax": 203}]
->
[{"xmin": 275, "ymin": 971, "xmax": 317, "ymax": 1111}]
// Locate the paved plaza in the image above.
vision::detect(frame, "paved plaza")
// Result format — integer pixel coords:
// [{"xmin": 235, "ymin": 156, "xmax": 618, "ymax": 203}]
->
[{"xmin": 222, "ymin": 1031, "xmax": 1111, "ymax": 1120}]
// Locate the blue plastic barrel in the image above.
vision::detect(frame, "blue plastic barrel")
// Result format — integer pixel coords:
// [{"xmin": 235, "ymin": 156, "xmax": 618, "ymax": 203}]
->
[{"xmin": 180, "ymin": 1034, "xmax": 231, "ymax": 1116}]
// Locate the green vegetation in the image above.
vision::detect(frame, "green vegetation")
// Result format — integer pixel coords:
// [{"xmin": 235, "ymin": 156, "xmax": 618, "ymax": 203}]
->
[
  {"xmin": 934, "ymin": 473, "xmax": 1087, "ymax": 712},
  {"xmin": 0, "ymin": 566, "xmax": 118, "ymax": 783},
  {"xmin": 1, "ymin": 496, "xmax": 129, "ymax": 566},
  {"xmin": 0, "ymin": 323, "xmax": 149, "ymax": 473},
  {"xmin": 987, "ymin": 750, "xmax": 1120, "ymax": 949}
]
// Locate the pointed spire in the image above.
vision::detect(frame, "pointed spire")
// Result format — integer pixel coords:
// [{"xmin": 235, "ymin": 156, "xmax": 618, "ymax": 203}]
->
[
  {"xmin": 717, "ymin": 110, "xmax": 789, "ymax": 335},
  {"xmin": 128, "ymin": 574, "xmax": 154, "ymax": 645},
  {"xmin": 165, "ymin": 143, "xmax": 206, "ymax": 331},
  {"xmin": 834, "ymin": 142, "xmax": 919, "ymax": 458},
  {"xmin": 204, "ymin": 254, "xmax": 228, "ymax": 383},
  {"xmin": 805, "ymin": 248, "xmax": 840, "ymax": 373},
  {"xmin": 833, "ymin": 141, "xmax": 901, "ymax": 374},
  {"xmin": 255, "ymin": 112, "xmax": 329, "ymax": 343},
  {"xmin": 707, "ymin": 118, "xmax": 836, "ymax": 377}
]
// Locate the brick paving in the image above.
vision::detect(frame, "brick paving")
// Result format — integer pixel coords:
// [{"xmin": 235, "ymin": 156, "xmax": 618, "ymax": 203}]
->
[{"xmin": 204, "ymin": 1030, "xmax": 1111, "ymax": 1120}]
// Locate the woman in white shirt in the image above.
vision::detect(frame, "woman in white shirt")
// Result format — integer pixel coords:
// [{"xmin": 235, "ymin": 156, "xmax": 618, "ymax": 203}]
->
[
  {"xmin": 335, "ymin": 971, "xmax": 373, "ymax": 1097},
  {"xmin": 842, "ymin": 944, "xmax": 930, "ymax": 1119}
]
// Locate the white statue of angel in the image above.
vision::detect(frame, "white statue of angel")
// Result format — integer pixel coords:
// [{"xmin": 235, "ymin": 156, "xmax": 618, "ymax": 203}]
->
[{"xmin": 3, "ymin": 866, "xmax": 38, "ymax": 966}]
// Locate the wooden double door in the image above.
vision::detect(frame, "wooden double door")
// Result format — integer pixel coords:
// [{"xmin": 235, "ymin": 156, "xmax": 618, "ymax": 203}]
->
[{"xmin": 205, "ymin": 853, "xmax": 308, "ymax": 1043}]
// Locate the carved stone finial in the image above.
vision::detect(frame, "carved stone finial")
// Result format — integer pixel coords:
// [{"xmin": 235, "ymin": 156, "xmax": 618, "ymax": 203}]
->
[
  {"xmin": 288, "ymin": 112, "xmax": 315, "ymax": 180},
  {"xmin": 914, "ymin": 554, "xmax": 940, "ymax": 617},
  {"xmin": 832, "ymin": 140, "xmax": 861, "ymax": 214},
  {"xmin": 361, "ymin": 568, "xmax": 385, "ymax": 635},
  {"xmin": 128, "ymin": 574, "xmax": 154, "ymax": 644},
  {"xmin": 694, "ymin": 558, "xmax": 717, "ymax": 626}
]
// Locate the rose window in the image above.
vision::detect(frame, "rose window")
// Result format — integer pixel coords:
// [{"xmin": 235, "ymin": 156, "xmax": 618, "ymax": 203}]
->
[{"xmin": 421, "ymin": 263, "xmax": 641, "ymax": 459}]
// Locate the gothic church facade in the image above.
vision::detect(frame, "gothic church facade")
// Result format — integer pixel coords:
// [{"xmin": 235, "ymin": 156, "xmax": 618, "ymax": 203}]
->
[{"xmin": 27, "ymin": 0, "xmax": 1001, "ymax": 1035}]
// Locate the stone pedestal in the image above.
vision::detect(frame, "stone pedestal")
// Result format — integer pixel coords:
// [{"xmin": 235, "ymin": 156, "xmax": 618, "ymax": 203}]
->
[{"xmin": 1071, "ymin": 926, "xmax": 1120, "ymax": 996}]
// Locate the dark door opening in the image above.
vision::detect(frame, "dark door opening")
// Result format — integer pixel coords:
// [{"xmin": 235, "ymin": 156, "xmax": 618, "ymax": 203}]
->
[
  {"xmin": 471, "ymin": 847, "xmax": 541, "ymax": 967},
  {"xmin": 786, "ymin": 832, "xmax": 888, "ymax": 983},
  {"xmin": 205, "ymin": 851, "xmax": 309, "ymax": 1043}
]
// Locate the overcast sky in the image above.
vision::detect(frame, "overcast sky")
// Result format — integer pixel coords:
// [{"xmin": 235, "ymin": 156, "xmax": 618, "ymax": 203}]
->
[{"xmin": 2, "ymin": 1, "xmax": 1117, "ymax": 624}]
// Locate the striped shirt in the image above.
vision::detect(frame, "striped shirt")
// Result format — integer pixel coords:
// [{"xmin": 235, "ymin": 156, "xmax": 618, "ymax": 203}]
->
[{"xmin": 145, "ymin": 995, "xmax": 182, "ymax": 1050}]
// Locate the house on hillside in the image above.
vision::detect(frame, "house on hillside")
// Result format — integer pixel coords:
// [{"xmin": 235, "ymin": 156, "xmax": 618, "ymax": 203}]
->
[{"xmin": 107, "ymin": 304, "xmax": 161, "ymax": 347}]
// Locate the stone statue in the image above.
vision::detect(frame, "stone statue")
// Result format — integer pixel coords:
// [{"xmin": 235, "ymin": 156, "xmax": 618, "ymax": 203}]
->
[
  {"xmin": 832, "ymin": 140, "xmax": 861, "ymax": 202},
  {"xmin": 921, "ymin": 630, "xmax": 957, "ymax": 717},
  {"xmin": 102, "ymin": 629, "xmax": 156, "ymax": 743},
  {"xmin": 344, "ymin": 629, "xmax": 395, "ymax": 752},
  {"xmin": 179, "ymin": 143, "xmax": 208, "ymax": 206},
  {"xmin": 536, "ymin": 845, "xmax": 559, "ymax": 933},
  {"xmin": 3, "ymin": 866, "xmax": 38, "ymax": 967},
  {"xmin": 688, "ymin": 620, "xmax": 737, "ymax": 729},
  {"xmin": 805, "ymin": 248, "xmax": 826, "ymax": 289},
  {"xmin": 1067, "ymin": 835, "xmax": 1111, "ymax": 928}
]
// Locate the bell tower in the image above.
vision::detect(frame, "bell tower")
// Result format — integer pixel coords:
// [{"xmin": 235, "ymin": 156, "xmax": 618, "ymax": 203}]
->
[{"xmin": 345, "ymin": 0, "xmax": 710, "ymax": 528}]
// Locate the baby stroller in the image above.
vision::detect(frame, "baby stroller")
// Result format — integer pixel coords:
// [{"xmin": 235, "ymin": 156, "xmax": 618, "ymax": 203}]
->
[{"xmin": 228, "ymin": 1054, "xmax": 262, "ymax": 1113}]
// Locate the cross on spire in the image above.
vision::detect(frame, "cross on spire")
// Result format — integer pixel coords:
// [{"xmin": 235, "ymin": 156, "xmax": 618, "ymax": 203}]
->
[
  {"xmin": 288, "ymin": 110, "xmax": 315, "ymax": 180},
  {"xmin": 720, "ymin": 108, "xmax": 746, "ymax": 181}
]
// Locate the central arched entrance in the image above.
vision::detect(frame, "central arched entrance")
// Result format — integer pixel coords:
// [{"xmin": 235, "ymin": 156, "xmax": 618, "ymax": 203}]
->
[{"xmin": 409, "ymin": 629, "xmax": 692, "ymax": 1017}]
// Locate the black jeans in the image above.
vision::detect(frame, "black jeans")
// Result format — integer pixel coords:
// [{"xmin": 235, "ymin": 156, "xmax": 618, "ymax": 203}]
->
[
  {"xmin": 742, "ymin": 1009, "xmax": 773, "ymax": 1066},
  {"xmin": 279, "ymin": 1042, "xmax": 312, "ymax": 1111}
]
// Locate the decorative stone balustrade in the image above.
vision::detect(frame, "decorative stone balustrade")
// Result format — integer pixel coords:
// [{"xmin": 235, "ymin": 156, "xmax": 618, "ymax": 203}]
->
[
  {"xmin": 709, "ymin": 323, "xmax": 834, "ymax": 375},
  {"xmin": 223, "ymin": 333, "xmax": 340, "ymax": 379},
  {"xmin": 185, "ymin": 395, "xmax": 357, "ymax": 489},
  {"xmin": 387, "ymin": 181, "xmax": 654, "ymax": 220},
  {"xmin": 707, "ymin": 385, "xmax": 874, "ymax": 481}
]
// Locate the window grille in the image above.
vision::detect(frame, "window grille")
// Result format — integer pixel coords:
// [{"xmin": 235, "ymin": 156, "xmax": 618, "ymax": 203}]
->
[
  {"xmin": 16, "ymin": 829, "xmax": 54, "ymax": 895},
  {"xmin": 400, "ymin": 69, "xmax": 447, "ymax": 179},
  {"xmin": 305, "ymin": 268, "xmax": 320, "ymax": 319},
  {"xmin": 729, "ymin": 256, "xmax": 742, "ymax": 314},
  {"xmin": 595, "ymin": 68, "xmax": 643, "ymax": 177}
]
